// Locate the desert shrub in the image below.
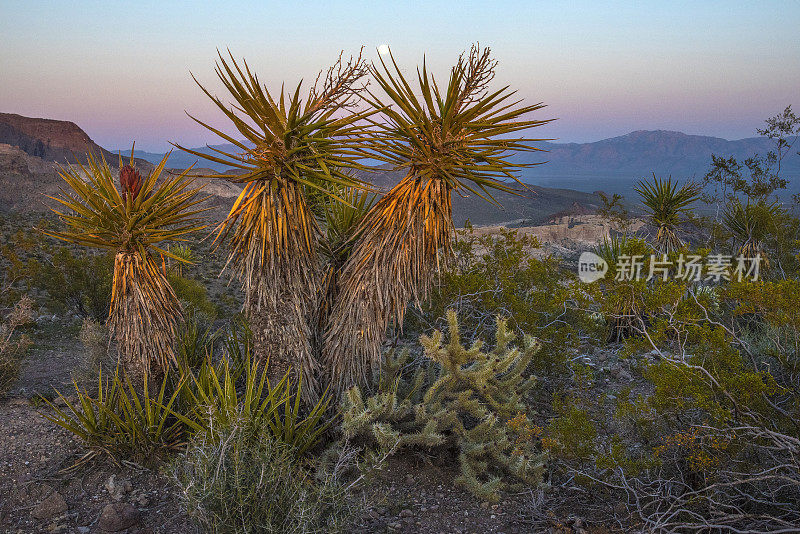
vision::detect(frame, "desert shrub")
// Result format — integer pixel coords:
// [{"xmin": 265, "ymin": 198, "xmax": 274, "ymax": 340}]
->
[
  {"xmin": 177, "ymin": 350, "xmax": 330, "ymax": 456},
  {"xmin": 542, "ymin": 397, "xmax": 597, "ymax": 462},
  {"xmin": 410, "ymin": 228, "xmax": 599, "ymax": 379},
  {"xmin": 564, "ymin": 275, "xmax": 800, "ymax": 532},
  {"xmin": 168, "ymin": 271, "xmax": 217, "ymax": 322},
  {"xmin": 28, "ymin": 247, "xmax": 113, "ymax": 321},
  {"xmin": 343, "ymin": 311, "xmax": 546, "ymax": 502},
  {"xmin": 173, "ymin": 418, "xmax": 353, "ymax": 534},
  {"xmin": 75, "ymin": 318, "xmax": 108, "ymax": 381},
  {"xmin": 0, "ymin": 296, "xmax": 34, "ymax": 396},
  {"xmin": 175, "ymin": 309, "xmax": 216, "ymax": 370}
]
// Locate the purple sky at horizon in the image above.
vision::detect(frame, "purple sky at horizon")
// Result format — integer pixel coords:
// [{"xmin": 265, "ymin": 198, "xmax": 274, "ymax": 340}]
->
[{"xmin": 2, "ymin": 1, "xmax": 798, "ymax": 152}]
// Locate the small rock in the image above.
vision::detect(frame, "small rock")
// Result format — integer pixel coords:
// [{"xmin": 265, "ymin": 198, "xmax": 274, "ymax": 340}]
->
[
  {"xmin": 31, "ymin": 491, "xmax": 68, "ymax": 522},
  {"xmin": 388, "ymin": 521, "xmax": 402, "ymax": 531},
  {"xmin": 77, "ymin": 528, "xmax": 90, "ymax": 534},
  {"xmin": 105, "ymin": 475, "xmax": 132, "ymax": 501},
  {"xmin": 399, "ymin": 508, "xmax": 413, "ymax": 518},
  {"xmin": 404, "ymin": 474, "xmax": 414, "ymax": 484},
  {"xmin": 480, "ymin": 501, "xmax": 490, "ymax": 509},
  {"xmin": 98, "ymin": 502, "xmax": 140, "ymax": 532}
]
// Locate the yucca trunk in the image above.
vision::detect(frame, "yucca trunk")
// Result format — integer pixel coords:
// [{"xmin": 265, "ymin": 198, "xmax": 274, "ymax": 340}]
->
[
  {"xmin": 655, "ymin": 225, "xmax": 682, "ymax": 255},
  {"xmin": 324, "ymin": 174, "xmax": 452, "ymax": 393},
  {"xmin": 226, "ymin": 180, "xmax": 320, "ymax": 402},
  {"xmin": 109, "ymin": 252, "xmax": 181, "ymax": 380}
]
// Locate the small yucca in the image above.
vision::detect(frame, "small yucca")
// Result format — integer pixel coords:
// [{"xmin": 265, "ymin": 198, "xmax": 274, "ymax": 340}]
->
[
  {"xmin": 635, "ymin": 175, "xmax": 701, "ymax": 254},
  {"xmin": 45, "ymin": 152, "xmax": 208, "ymax": 377},
  {"xmin": 323, "ymin": 45, "xmax": 550, "ymax": 393},
  {"xmin": 722, "ymin": 199, "xmax": 780, "ymax": 269}
]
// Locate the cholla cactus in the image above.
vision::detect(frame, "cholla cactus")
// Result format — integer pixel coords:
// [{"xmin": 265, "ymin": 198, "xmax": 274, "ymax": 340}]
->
[{"xmin": 342, "ymin": 310, "xmax": 546, "ymax": 502}]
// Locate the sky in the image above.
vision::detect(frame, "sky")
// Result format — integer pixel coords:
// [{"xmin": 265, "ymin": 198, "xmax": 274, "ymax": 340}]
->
[{"xmin": 1, "ymin": 0, "xmax": 799, "ymax": 152}]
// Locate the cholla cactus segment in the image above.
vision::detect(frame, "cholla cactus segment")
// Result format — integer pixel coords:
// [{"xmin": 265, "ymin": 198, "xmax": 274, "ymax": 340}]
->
[{"xmin": 342, "ymin": 311, "xmax": 545, "ymax": 502}]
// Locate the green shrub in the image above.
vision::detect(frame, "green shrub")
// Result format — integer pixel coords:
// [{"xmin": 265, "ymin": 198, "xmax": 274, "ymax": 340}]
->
[
  {"xmin": 343, "ymin": 311, "xmax": 546, "ymax": 502},
  {"xmin": 168, "ymin": 271, "xmax": 217, "ymax": 321},
  {"xmin": 177, "ymin": 351, "xmax": 330, "ymax": 456},
  {"xmin": 410, "ymin": 228, "xmax": 598, "ymax": 381},
  {"xmin": 173, "ymin": 419, "xmax": 353, "ymax": 534},
  {"xmin": 42, "ymin": 318, "xmax": 331, "ymax": 462},
  {"xmin": 29, "ymin": 247, "xmax": 113, "ymax": 321}
]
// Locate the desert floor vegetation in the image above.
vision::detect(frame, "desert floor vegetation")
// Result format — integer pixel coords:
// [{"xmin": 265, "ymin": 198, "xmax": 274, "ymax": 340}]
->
[{"xmin": 1, "ymin": 47, "xmax": 799, "ymax": 534}]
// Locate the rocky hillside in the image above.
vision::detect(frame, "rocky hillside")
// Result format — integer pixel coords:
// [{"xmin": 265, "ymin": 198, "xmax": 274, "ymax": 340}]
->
[{"xmin": 0, "ymin": 113, "xmax": 121, "ymax": 164}]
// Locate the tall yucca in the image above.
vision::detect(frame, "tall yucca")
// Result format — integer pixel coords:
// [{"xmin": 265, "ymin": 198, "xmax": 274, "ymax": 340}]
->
[
  {"xmin": 178, "ymin": 51, "xmax": 374, "ymax": 397},
  {"xmin": 323, "ymin": 45, "xmax": 550, "ymax": 393},
  {"xmin": 635, "ymin": 175, "xmax": 701, "ymax": 254},
  {"xmin": 45, "ymin": 153, "xmax": 208, "ymax": 377}
]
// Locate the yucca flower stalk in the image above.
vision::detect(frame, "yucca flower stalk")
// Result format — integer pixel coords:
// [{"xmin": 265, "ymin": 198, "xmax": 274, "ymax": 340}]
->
[
  {"xmin": 44, "ymin": 153, "xmax": 208, "ymax": 378},
  {"xmin": 635, "ymin": 175, "xmax": 701, "ymax": 254},
  {"xmin": 177, "ymin": 51, "xmax": 375, "ymax": 398},
  {"xmin": 323, "ymin": 45, "xmax": 550, "ymax": 393}
]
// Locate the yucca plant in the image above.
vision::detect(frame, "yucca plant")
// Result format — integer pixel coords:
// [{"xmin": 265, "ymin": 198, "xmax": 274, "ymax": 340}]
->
[
  {"xmin": 178, "ymin": 51, "xmax": 375, "ymax": 398},
  {"xmin": 594, "ymin": 235, "xmax": 650, "ymax": 341},
  {"xmin": 44, "ymin": 153, "xmax": 208, "ymax": 377},
  {"xmin": 41, "ymin": 368, "xmax": 188, "ymax": 464},
  {"xmin": 635, "ymin": 174, "xmax": 701, "ymax": 254},
  {"xmin": 316, "ymin": 185, "xmax": 376, "ymax": 336},
  {"xmin": 323, "ymin": 45, "xmax": 550, "ymax": 393},
  {"xmin": 167, "ymin": 244, "xmax": 195, "ymax": 277},
  {"xmin": 722, "ymin": 199, "xmax": 781, "ymax": 269}
]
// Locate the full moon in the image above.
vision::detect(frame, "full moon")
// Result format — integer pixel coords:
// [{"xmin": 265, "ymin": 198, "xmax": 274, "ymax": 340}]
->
[{"xmin": 378, "ymin": 44, "xmax": 390, "ymax": 56}]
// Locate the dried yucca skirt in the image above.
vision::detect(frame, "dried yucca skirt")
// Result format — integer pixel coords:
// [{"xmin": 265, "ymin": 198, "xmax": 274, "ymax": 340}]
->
[{"xmin": 109, "ymin": 252, "xmax": 181, "ymax": 379}]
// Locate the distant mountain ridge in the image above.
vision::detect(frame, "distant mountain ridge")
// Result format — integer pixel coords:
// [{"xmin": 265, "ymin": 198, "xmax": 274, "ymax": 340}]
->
[
  {"xmin": 525, "ymin": 130, "xmax": 800, "ymax": 193},
  {"xmin": 0, "ymin": 112, "xmax": 152, "ymax": 169},
  {"xmin": 0, "ymin": 112, "xmax": 117, "ymax": 164},
  {"xmin": 130, "ymin": 130, "xmax": 800, "ymax": 194}
]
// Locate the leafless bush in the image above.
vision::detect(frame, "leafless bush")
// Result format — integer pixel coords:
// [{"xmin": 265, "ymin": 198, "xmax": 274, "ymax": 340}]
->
[{"xmin": 0, "ymin": 296, "xmax": 33, "ymax": 396}]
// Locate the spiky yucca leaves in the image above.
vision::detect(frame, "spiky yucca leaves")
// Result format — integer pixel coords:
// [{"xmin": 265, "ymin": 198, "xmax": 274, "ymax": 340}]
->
[
  {"xmin": 635, "ymin": 175, "xmax": 701, "ymax": 254},
  {"xmin": 325, "ymin": 45, "xmax": 550, "ymax": 393},
  {"xmin": 45, "ymin": 153, "xmax": 207, "ymax": 376},
  {"xmin": 594, "ymin": 235, "xmax": 651, "ymax": 341},
  {"xmin": 343, "ymin": 311, "xmax": 545, "ymax": 502},
  {"xmin": 722, "ymin": 199, "xmax": 781, "ymax": 269},
  {"xmin": 316, "ymin": 185, "xmax": 376, "ymax": 332},
  {"xmin": 179, "ymin": 52, "xmax": 374, "ymax": 398}
]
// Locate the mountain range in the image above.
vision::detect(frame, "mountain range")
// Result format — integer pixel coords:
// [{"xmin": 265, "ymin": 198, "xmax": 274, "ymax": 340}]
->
[
  {"xmin": 3, "ymin": 112, "xmax": 798, "ymax": 224},
  {"xmin": 128, "ymin": 130, "xmax": 800, "ymax": 195}
]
